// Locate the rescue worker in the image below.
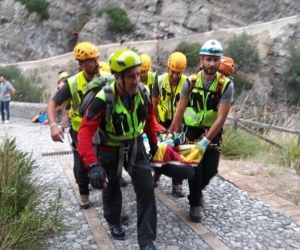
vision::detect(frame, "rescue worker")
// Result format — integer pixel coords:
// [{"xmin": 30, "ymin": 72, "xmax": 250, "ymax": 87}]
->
[
  {"xmin": 140, "ymin": 53, "xmax": 157, "ymax": 96},
  {"xmin": 151, "ymin": 51, "xmax": 187, "ymax": 198},
  {"xmin": 169, "ymin": 39, "xmax": 234, "ymax": 222},
  {"xmin": 55, "ymin": 71, "xmax": 70, "ymax": 129},
  {"xmin": 98, "ymin": 60, "xmax": 111, "ymax": 76},
  {"xmin": 46, "ymin": 41, "xmax": 100, "ymax": 209},
  {"xmin": 97, "ymin": 59, "xmax": 129, "ymax": 188},
  {"xmin": 77, "ymin": 48, "xmax": 158, "ymax": 250}
]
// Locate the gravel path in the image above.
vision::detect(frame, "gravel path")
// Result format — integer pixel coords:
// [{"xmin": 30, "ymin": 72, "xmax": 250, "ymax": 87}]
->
[{"xmin": 1, "ymin": 118, "xmax": 300, "ymax": 250}]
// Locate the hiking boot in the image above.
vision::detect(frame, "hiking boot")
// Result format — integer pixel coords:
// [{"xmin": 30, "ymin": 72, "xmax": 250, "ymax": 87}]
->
[
  {"xmin": 119, "ymin": 176, "xmax": 128, "ymax": 187},
  {"xmin": 79, "ymin": 194, "xmax": 90, "ymax": 209},
  {"xmin": 120, "ymin": 207, "xmax": 129, "ymax": 224},
  {"xmin": 153, "ymin": 173, "xmax": 161, "ymax": 188},
  {"xmin": 189, "ymin": 206, "xmax": 201, "ymax": 222},
  {"xmin": 140, "ymin": 244, "xmax": 157, "ymax": 250},
  {"xmin": 109, "ymin": 222, "xmax": 125, "ymax": 240},
  {"xmin": 172, "ymin": 185, "xmax": 184, "ymax": 198}
]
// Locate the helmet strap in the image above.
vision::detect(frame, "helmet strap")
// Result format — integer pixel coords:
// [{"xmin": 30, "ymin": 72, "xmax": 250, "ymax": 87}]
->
[{"xmin": 118, "ymin": 72, "xmax": 130, "ymax": 96}]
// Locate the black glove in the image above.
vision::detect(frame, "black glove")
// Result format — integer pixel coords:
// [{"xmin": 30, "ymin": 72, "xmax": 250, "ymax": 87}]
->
[
  {"xmin": 150, "ymin": 143, "xmax": 158, "ymax": 158},
  {"xmin": 88, "ymin": 163, "xmax": 107, "ymax": 189}
]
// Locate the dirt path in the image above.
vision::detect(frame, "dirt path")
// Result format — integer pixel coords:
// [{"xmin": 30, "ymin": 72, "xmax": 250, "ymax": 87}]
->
[{"xmin": 219, "ymin": 158, "xmax": 300, "ymax": 220}]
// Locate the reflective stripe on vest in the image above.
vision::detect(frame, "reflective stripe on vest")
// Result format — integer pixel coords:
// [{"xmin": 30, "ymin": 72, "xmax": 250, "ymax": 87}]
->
[
  {"xmin": 95, "ymin": 82, "xmax": 148, "ymax": 146},
  {"xmin": 157, "ymin": 73, "xmax": 187, "ymax": 122},
  {"xmin": 145, "ymin": 72, "xmax": 156, "ymax": 89},
  {"xmin": 183, "ymin": 71, "xmax": 230, "ymax": 128},
  {"xmin": 68, "ymin": 71, "xmax": 89, "ymax": 131}
]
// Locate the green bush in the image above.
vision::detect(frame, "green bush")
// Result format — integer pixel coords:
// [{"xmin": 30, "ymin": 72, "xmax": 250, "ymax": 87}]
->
[
  {"xmin": 174, "ymin": 41, "xmax": 201, "ymax": 72},
  {"xmin": 16, "ymin": 0, "xmax": 49, "ymax": 20},
  {"xmin": 0, "ymin": 66, "xmax": 46, "ymax": 103},
  {"xmin": 222, "ymin": 127, "xmax": 263, "ymax": 159},
  {"xmin": 225, "ymin": 32, "xmax": 260, "ymax": 73},
  {"xmin": 97, "ymin": 7, "xmax": 134, "ymax": 33},
  {"xmin": 0, "ymin": 138, "xmax": 64, "ymax": 249},
  {"xmin": 231, "ymin": 73, "xmax": 253, "ymax": 96},
  {"xmin": 283, "ymin": 42, "xmax": 300, "ymax": 105}
]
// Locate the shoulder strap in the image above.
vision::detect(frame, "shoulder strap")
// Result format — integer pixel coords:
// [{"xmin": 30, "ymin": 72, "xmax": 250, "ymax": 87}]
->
[
  {"xmin": 138, "ymin": 82, "xmax": 151, "ymax": 106},
  {"xmin": 214, "ymin": 73, "xmax": 227, "ymax": 103},
  {"xmin": 216, "ymin": 73, "xmax": 226, "ymax": 96},
  {"xmin": 103, "ymin": 85, "xmax": 115, "ymax": 122},
  {"xmin": 103, "ymin": 82, "xmax": 150, "ymax": 123},
  {"xmin": 79, "ymin": 77, "xmax": 110, "ymax": 117}
]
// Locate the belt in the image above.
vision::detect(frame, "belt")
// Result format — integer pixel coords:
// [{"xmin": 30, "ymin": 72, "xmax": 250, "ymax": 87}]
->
[{"xmin": 98, "ymin": 135, "xmax": 141, "ymax": 176}]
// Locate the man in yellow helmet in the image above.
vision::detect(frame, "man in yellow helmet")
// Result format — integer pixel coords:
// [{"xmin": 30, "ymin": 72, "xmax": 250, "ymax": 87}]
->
[
  {"xmin": 151, "ymin": 51, "xmax": 187, "ymax": 198},
  {"xmin": 77, "ymin": 48, "xmax": 158, "ymax": 250},
  {"xmin": 47, "ymin": 41, "xmax": 100, "ymax": 209},
  {"xmin": 99, "ymin": 61, "xmax": 111, "ymax": 74},
  {"xmin": 169, "ymin": 39, "xmax": 234, "ymax": 222},
  {"xmin": 140, "ymin": 54, "xmax": 157, "ymax": 96},
  {"xmin": 55, "ymin": 71, "xmax": 70, "ymax": 129}
]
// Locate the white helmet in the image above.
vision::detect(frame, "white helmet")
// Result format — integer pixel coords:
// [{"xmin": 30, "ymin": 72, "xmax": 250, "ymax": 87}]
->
[{"xmin": 199, "ymin": 39, "xmax": 224, "ymax": 56}]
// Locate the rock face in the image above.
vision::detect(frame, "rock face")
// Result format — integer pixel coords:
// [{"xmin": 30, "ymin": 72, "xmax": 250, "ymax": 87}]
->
[
  {"xmin": 1, "ymin": 0, "xmax": 300, "ymax": 63},
  {"xmin": 1, "ymin": 0, "xmax": 300, "ymax": 120}
]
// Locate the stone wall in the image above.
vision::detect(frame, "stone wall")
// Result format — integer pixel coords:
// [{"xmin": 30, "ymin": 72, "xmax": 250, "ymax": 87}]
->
[{"xmin": 10, "ymin": 101, "xmax": 47, "ymax": 120}]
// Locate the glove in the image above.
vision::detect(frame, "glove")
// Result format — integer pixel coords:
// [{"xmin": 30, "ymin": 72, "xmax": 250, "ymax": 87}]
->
[
  {"xmin": 174, "ymin": 132, "xmax": 185, "ymax": 146},
  {"xmin": 88, "ymin": 163, "xmax": 107, "ymax": 189},
  {"xmin": 150, "ymin": 143, "xmax": 158, "ymax": 158},
  {"xmin": 198, "ymin": 136, "xmax": 210, "ymax": 152}
]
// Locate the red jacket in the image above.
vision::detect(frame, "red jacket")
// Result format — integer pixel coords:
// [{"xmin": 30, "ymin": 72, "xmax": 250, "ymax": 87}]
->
[{"xmin": 77, "ymin": 96, "xmax": 157, "ymax": 167}]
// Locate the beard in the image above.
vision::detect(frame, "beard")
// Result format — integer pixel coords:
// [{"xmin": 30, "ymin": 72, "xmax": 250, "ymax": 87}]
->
[
  {"xmin": 202, "ymin": 65, "xmax": 218, "ymax": 75},
  {"xmin": 86, "ymin": 67, "xmax": 99, "ymax": 76}
]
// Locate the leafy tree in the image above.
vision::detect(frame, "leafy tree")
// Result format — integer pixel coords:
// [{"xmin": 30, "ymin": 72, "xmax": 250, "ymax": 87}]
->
[
  {"xmin": 97, "ymin": 7, "xmax": 134, "ymax": 33},
  {"xmin": 0, "ymin": 66, "xmax": 46, "ymax": 103},
  {"xmin": 283, "ymin": 42, "xmax": 300, "ymax": 105},
  {"xmin": 175, "ymin": 41, "xmax": 201, "ymax": 71},
  {"xmin": 16, "ymin": 0, "xmax": 49, "ymax": 20},
  {"xmin": 226, "ymin": 32, "xmax": 260, "ymax": 73}
]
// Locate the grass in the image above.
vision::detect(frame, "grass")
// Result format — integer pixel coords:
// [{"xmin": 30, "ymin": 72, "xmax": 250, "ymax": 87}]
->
[
  {"xmin": 222, "ymin": 120, "xmax": 300, "ymax": 174},
  {"xmin": 0, "ymin": 138, "xmax": 64, "ymax": 250}
]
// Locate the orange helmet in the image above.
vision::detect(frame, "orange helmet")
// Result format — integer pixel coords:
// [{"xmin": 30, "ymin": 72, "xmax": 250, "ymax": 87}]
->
[
  {"xmin": 74, "ymin": 42, "xmax": 99, "ymax": 60},
  {"xmin": 167, "ymin": 52, "xmax": 187, "ymax": 72},
  {"xmin": 140, "ymin": 54, "xmax": 152, "ymax": 71},
  {"xmin": 99, "ymin": 61, "xmax": 111, "ymax": 73}
]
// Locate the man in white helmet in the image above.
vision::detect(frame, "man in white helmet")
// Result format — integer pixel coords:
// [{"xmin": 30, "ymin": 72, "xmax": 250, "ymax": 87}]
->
[{"xmin": 169, "ymin": 39, "xmax": 234, "ymax": 222}]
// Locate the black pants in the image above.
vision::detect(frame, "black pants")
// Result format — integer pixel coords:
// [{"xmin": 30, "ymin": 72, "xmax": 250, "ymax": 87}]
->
[
  {"xmin": 159, "ymin": 119, "xmax": 183, "ymax": 186},
  {"xmin": 98, "ymin": 136, "xmax": 157, "ymax": 247},
  {"xmin": 185, "ymin": 126, "xmax": 222, "ymax": 206},
  {"xmin": 70, "ymin": 128, "xmax": 90, "ymax": 195}
]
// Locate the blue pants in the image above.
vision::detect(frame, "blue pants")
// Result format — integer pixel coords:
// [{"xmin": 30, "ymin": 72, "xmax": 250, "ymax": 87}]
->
[{"xmin": 1, "ymin": 101, "xmax": 10, "ymax": 121}]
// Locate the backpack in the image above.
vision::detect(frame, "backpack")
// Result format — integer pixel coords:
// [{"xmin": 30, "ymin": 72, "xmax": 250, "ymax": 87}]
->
[
  {"xmin": 219, "ymin": 56, "xmax": 234, "ymax": 76},
  {"xmin": 80, "ymin": 78, "xmax": 150, "ymax": 145}
]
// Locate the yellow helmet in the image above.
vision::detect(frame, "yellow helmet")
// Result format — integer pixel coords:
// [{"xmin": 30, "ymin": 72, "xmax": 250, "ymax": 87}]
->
[
  {"xmin": 58, "ymin": 71, "xmax": 69, "ymax": 80},
  {"xmin": 99, "ymin": 61, "xmax": 111, "ymax": 73},
  {"xmin": 140, "ymin": 54, "xmax": 152, "ymax": 71},
  {"xmin": 73, "ymin": 42, "xmax": 99, "ymax": 61},
  {"xmin": 167, "ymin": 52, "xmax": 187, "ymax": 72}
]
